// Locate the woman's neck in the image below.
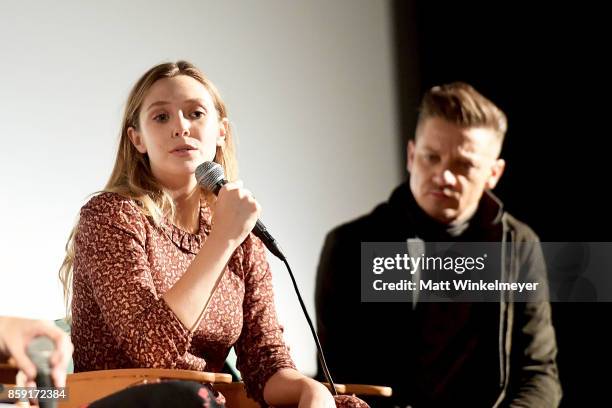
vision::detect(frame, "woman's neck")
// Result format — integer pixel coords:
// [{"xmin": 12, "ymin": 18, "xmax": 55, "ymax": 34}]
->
[{"xmin": 165, "ymin": 178, "xmax": 201, "ymax": 234}]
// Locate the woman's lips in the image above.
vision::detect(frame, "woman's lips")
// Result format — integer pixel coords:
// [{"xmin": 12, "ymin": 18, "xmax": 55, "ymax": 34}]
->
[{"xmin": 171, "ymin": 149, "xmax": 197, "ymax": 157}]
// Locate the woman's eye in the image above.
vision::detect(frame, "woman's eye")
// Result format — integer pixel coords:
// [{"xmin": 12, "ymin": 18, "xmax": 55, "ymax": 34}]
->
[
  {"xmin": 153, "ymin": 113, "xmax": 169, "ymax": 123},
  {"xmin": 190, "ymin": 110, "xmax": 206, "ymax": 119}
]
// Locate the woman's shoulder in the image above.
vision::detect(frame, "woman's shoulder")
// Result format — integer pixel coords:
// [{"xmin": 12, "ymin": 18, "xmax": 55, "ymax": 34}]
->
[
  {"xmin": 77, "ymin": 192, "xmax": 149, "ymax": 243},
  {"xmin": 80, "ymin": 191, "xmax": 143, "ymax": 222}
]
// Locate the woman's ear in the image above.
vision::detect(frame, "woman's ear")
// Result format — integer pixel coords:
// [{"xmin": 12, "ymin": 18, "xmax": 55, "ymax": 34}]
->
[
  {"xmin": 217, "ymin": 118, "xmax": 229, "ymax": 147},
  {"xmin": 128, "ymin": 127, "xmax": 147, "ymax": 154}
]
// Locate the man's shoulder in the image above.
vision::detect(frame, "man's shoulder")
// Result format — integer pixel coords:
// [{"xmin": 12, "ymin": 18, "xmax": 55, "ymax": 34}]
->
[
  {"xmin": 326, "ymin": 201, "xmax": 393, "ymax": 241},
  {"xmin": 502, "ymin": 212, "xmax": 541, "ymax": 242}
]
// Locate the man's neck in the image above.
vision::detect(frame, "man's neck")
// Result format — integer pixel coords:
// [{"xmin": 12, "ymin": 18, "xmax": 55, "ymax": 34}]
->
[{"xmin": 441, "ymin": 203, "xmax": 476, "ymax": 236}]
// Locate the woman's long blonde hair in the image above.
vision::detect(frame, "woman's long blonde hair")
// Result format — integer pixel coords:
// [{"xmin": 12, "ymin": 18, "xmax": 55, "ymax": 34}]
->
[{"xmin": 59, "ymin": 61, "xmax": 237, "ymax": 318}]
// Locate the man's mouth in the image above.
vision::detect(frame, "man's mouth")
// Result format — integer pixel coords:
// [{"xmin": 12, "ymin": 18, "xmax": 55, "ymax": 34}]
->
[{"xmin": 429, "ymin": 189, "xmax": 457, "ymax": 199}]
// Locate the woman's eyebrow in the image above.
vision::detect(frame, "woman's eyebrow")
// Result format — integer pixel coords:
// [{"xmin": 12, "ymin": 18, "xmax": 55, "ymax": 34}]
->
[
  {"xmin": 145, "ymin": 100, "xmax": 170, "ymax": 112},
  {"xmin": 145, "ymin": 98, "xmax": 207, "ymax": 112}
]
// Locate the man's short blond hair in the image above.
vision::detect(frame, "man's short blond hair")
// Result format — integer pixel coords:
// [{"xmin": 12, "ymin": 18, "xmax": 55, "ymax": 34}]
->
[{"xmin": 416, "ymin": 82, "xmax": 507, "ymax": 142}]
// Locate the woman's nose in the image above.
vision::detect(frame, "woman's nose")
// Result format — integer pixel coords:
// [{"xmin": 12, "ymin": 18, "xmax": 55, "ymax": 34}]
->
[{"xmin": 172, "ymin": 114, "xmax": 190, "ymax": 138}]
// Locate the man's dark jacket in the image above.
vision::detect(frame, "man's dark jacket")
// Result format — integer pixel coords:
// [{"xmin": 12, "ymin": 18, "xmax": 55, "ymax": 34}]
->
[{"xmin": 315, "ymin": 182, "xmax": 561, "ymax": 407}]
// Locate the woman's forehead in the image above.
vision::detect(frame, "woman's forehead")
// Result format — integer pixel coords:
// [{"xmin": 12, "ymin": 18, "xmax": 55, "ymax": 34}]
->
[{"xmin": 143, "ymin": 75, "xmax": 214, "ymax": 108}]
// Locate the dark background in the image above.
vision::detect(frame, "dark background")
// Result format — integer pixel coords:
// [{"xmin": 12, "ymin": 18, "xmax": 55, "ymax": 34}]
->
[{"xmin": 392, "ymin": 1, "xmax": 610, "ymax": 406}]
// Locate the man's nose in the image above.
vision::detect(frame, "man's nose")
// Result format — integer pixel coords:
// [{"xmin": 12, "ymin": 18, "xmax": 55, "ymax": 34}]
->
[{"xmin": 433, "ymin": 168, "xmax": 457, "ymax": 186}]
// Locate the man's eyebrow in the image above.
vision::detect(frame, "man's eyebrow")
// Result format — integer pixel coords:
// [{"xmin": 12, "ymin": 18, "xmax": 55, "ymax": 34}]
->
[
  {"xmin": 457, "ymin": 148, "xmax": 479, "ymax": 160},
  {"xmin": 420, "ymin": 145, "xmax": 439, "ymax": 153},
  {"xmin": 458, "ymin": 156, "xmax": 476, "ymax": 164}
]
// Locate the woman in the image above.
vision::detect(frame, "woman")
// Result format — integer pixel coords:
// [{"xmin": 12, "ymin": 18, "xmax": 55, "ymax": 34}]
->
[{"xmin": 59, "ymin": 61, "xmax": 366, "ymax": 408}]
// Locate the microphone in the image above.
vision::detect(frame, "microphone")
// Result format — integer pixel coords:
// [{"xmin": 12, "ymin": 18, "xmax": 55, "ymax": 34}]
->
[
  {"xmin": 26, "ymin": 336, "xmax": 57, "ymax": 408},
  {"xmin": 195, "ymin": 161, "xmax": 286, "ymax": 261}
]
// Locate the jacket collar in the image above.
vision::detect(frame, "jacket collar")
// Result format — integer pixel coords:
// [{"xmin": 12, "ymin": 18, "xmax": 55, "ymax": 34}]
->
[{"xmin": 387, "ymin": 181, "xmax": 504, "ymax": 241}]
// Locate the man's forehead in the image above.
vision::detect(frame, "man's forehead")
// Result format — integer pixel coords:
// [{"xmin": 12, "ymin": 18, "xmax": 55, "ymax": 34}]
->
[{"xmin": 416, "ymin": 123, "xmax": 500, "ymax": 158}]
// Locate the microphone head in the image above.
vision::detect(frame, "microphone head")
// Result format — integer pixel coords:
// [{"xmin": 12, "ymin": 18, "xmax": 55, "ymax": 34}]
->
[
  {"xmin": 26, "ymin": 336, "xmax": 57, "ymax": 408},
  {"xmin": 195, "ymin": 161, "xmax": 225, "ymax": 192},
  {"xmin": 26, "ymin": 336, "xmax": 54, "ymax": 376}
]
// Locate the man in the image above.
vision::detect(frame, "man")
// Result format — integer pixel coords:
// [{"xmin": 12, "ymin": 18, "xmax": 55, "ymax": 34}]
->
[{"xmin": 315, "ymin": 83, "xmax": 561, "ymax": 407}]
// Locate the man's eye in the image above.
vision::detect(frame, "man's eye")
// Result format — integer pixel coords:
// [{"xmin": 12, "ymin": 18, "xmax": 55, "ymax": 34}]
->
[
  {"xmin": 456, "ymin": 161, "xmax": 477, "ymax": 174},
  {"xmin": 190, "ymin": 110, "xmax": 206, "ymax": 119},
  {"xmin": 424, "ymin": 154, "xmax": 439, "ymax": 162},
  {"xmin": 153, "ymin": 113, "xmax": 169, "ymax": 122}
]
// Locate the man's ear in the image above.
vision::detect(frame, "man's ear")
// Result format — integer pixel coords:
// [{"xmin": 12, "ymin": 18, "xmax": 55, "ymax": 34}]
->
[
  {"xmin": 127, "ymin": 127, "xmax": 147, "ymax": 154},
  {"xmin": 407, "ymin": 139, "xmax": 416, "ymax": 173},
  {"xmin": 485, "ymin": 158, "xmax": 506, "ymax": 189}
]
